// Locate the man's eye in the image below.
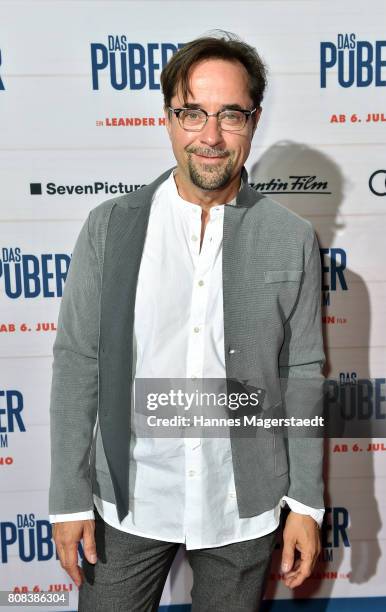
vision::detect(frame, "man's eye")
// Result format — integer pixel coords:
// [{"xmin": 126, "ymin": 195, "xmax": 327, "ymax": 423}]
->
[
  {"xmin": 223, "ymin": 111, "xmax": 241, "ymax": 122},
  {"xmin": 185, "ymin": 111, "xmax": 201, "ymax": 120}
]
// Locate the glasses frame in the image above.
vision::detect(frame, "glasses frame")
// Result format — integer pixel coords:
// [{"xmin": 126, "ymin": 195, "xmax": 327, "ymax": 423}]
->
[{"xmin": 168, "ymin": 106, "xmax": 258, "ymax": 132}]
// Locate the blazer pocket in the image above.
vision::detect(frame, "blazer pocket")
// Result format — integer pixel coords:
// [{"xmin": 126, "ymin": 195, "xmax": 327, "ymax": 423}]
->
[{"xmin": 264, "ymin": 269, "xmax": 303, "ymax": 283}]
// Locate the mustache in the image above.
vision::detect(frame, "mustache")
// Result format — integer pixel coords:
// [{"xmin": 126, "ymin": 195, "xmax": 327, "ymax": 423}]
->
[{"xmin": 186, "ymin": 146, "xmax": 230, "ymax": 158}]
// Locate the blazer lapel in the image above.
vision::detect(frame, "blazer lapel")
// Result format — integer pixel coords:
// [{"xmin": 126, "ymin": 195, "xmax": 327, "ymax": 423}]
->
[
  {"xmin": 223, "ymin": 167, "xmax": 265, "ymax": 379},
  {"xmin": 98, "ymin": 167, "xmax": 174, "ymax": 521}
]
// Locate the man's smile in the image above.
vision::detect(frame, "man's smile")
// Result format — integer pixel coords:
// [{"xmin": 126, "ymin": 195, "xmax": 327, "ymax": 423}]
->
[{"xmin": 187, "ymin": 148, "xmax": 230, "ymax": 166}]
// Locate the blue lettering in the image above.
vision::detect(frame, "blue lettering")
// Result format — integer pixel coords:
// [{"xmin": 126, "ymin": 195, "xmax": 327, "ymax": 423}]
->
[
  {"xmin": 18, "ymin": 528, "xmax": 35, "ymax": 562},
  {"xmin": 17, "ymin": 514, "xmax": 35, "ymax": 529},
  {"xmin": 321, "ymin": 36, "xmax": 386, "ymax": 87},
  {"xmin": 0, "ymin": 522, "xmax": 17, "ymax": 563},
  {"xmin": 320, "ymin": 42, "xmax": 336, "ymax": 88},
  {"xmin": 128, "ymin": 43, "xmax": 146, "ymax": 89},
  {"xmin": 91, "ymin": 40, "xmax": 183, "ymax": 91},
  {"xmin": 148, "ymin": 43, "xmax": 160, "ymax": 90},
  {"xmin": 322, "ymin": 507, "xmax": 350, "ymax": 548},
  {"xmin": 1, "ymin": 247, "xmax": 21, "ymax": 263},
  {"xmin": 0, "ymin": 390, "xmax": 25, "ymax": 433},
  {"xmin": 3, "ymin": 262, "xmax": 22, "ymax": 298},
  {"xmin": 55, "ymin": 254, "xmax": 71, "ymax": 297},
  {"xmin": 375, "ymin": 41, "xmax": 386, "ymax": 86},
  {"xmin": 161, "ymin": 43, "xmax": 179, "ymax": 70},
  {"xmin": 41, "ymin": 254, "xmax": 55, "ymax": 298},
  {"xmin": 375, "ymin": 378, "xmax": 386, "ymax": 419},
  {"xmin": 22, "ymin": 255, "xmax": 40, "ymax": 298},
  {"xmin": 0, "ymin": 519, "xmax": 78, "ymax": 563},
  {"xmin": 330, "ymin": 248, "xmax": 347, "ymax": 290},
  {"xmin": 338, "ymin": 49, "xmax": 355, "ymax": 88},
  {"xmin": 357, "ymin": 41, "xmax": 373, "ymax": 86},
  {"xmin": 91, "ymin": 43, "xmax": 108, "ymax": 90},
  {"xmin": 0, "ymin": 253, "xmax": 70, "ymax": 299},
  {"xmin": 36, "ymin": 521, "xmax": 54, "ymax": 561},
  {"xmin": 109, "ymin": 51, "xmax": 128, "ymax": 90},
  {"xmin": 357, "ymin": 379, "xmax": 373, "ymax": 419},
  {"xmin": 320, "ymin": 248, "xmax": 347, "ymax": 291}
]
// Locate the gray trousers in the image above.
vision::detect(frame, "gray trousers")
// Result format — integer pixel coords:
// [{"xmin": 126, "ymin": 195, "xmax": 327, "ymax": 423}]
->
[{"xmin": 78, "ymin": 506, "xmax": 279, "ymax": 612}]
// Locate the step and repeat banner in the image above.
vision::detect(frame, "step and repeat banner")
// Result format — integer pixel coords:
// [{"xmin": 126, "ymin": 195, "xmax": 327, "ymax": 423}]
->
[{"xmin": 0, "ymin": 1, "xmax": 385, "ymax": 610}]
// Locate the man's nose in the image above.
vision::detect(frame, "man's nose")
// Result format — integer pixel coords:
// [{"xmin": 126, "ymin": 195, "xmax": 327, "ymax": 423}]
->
[{"xmin": 199, "ymin": 116, "xmax": 224, "ymax": 147}]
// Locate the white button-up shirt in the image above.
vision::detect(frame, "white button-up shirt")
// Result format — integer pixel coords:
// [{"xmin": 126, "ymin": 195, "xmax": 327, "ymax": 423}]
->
[{"xmin": 50, "ymin": 170, "xmax": 324, "ymax": 548}]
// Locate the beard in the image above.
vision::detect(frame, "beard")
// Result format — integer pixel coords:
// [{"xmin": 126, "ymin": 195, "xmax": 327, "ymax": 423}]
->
[{"xmin": 186, "ymin": 148, "xmax": 234, "ymax": 190}]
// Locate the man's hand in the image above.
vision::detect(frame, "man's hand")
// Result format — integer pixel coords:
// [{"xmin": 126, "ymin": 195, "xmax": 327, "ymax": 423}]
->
[
  {"xmin": 52, "ymin": 520, "xmax": 97, "ymax": 588},
  {"xmin": 280, "ymin": 511, "xmax": 321, "ymax": 589}
]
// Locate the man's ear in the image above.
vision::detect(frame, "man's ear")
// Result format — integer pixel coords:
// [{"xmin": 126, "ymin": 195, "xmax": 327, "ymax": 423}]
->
[{"xmin": 251, "ymin": 107, "xmax": 262, "ymax": 138}]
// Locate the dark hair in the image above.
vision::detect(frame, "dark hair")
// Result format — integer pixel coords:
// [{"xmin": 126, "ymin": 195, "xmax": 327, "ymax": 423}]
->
[{"xmin": 160, "ymin": 31, "xmax": 267, "ymax": 110}]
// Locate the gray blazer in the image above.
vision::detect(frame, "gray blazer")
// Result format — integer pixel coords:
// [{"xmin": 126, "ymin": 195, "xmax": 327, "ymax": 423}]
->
[{"xmin": 49, "ymin": 166, "xmax": 325, "ymax": 522}]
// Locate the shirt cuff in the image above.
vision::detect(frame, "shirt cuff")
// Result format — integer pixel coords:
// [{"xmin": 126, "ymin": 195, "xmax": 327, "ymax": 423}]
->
[
  {"xmin": 281, "ymin": 496, "xmax": 324, "ymax": 528},
  {"xmin": 49, "ymin": 510, "xmax": 95, "ymax": 523}
]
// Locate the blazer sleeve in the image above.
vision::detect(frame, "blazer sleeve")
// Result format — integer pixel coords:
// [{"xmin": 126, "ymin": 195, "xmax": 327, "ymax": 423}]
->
[
  {"xmin": 48, "ymin": 212, "xmax": 100, "ymax": 514},
  {"xmin": 278, "ymin": 226, "xmax": 326, "ymax": 509}
]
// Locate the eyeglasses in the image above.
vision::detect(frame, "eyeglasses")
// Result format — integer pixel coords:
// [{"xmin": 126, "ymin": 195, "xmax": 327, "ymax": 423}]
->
[{"xmin": 168, "ymin": 106, "xmax": 258, "ymax": 132}]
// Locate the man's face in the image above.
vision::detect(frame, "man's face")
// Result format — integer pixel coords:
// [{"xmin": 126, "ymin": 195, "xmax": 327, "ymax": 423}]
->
[{"xmin": 165, "ymin": 58, "xmax": 261, "ymax": 192}]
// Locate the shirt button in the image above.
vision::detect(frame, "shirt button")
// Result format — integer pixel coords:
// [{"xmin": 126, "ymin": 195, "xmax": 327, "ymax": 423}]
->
[
  {"xmin": 188, "ymin": 470, "xmax": 196, "ymax": 477},
  {"xmin": 229, "ymin": 492, "xmax": 237, "ymax": 498},
  {"xmin": 198, "ymin": 280, "xmax": 204, "ymax": 287},
  {"xmin": 193, "ymin": 326, "xmax": 200, "ymax": 333},
  {"xmin": 191, "ymin": 234, "xmax": 198, "ymax": 242}
]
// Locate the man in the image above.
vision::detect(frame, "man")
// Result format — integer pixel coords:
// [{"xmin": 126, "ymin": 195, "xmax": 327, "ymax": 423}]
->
[{"xmin": 49, "ymin": 33, "xmax": 325, "ymax": 611}]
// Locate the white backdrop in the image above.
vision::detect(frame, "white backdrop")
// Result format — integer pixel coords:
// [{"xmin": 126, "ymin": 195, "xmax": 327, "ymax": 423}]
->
[{"xmin": 0, "ymin": 1, "xmax": 385, "ymax": 610}]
